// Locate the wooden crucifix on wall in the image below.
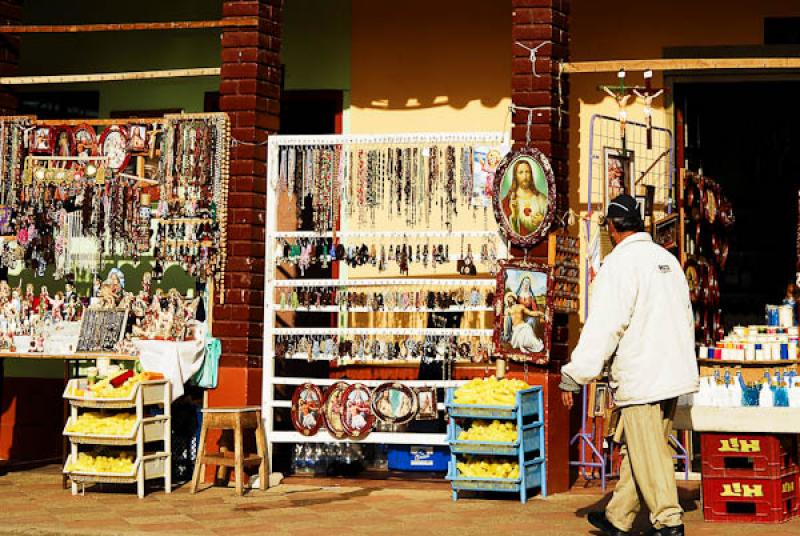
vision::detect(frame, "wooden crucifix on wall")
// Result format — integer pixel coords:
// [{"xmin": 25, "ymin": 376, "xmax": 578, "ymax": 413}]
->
[
  {"xmin": 600, "ymin": 69, "xmax": 639, "ymax": 149},
  {"xmin": 632, "ymin": 70, "xmax": 667, "ymax": 149}
]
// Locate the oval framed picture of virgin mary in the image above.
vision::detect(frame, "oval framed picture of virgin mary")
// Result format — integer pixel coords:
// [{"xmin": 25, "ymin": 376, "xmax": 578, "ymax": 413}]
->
[
  {"xmin": 290, "ymin": 383, "xmax": 324, "ymax": 436},
  {"xmin": 492, "ymin": 147, "xmax": 556, "ymax": 247}
]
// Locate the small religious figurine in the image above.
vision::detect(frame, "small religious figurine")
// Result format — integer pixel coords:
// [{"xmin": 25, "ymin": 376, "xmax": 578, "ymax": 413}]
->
[
  {"xmin": 51, "ymin": 291, "xmax": 65, "ymax": 323},
  {"xmin": 92, "ymin": 274, "xmax": 102, "ymax": 298},
  {"xmin": 107, "ymin": 268, "xmax": 124, "ymax": 300},
  {"xmin": 24, "ymin": 283, "xmax": 34, "ymax": 315},
  {"xmin": 141, "ymin": 272, "xmax": 152, "ymax": 297},
  {"xmin": 66, "ymin": 294, "xmax": 82, "ymax": 322},
  {"xmin": 151, "ymin": 289, "xmax": 165, "ymax": 313},
  {"xmin": 38, "ymin": 286, "xmax": 50, "ymax": 317},
  {"xmin": 632, "ymin": 69, "xmax": 666, "ymax": 149},
  {"xmin": 0, "ymin": 281, "xmax": 11, "ymax": 305},
  {"xmin": 99, "ymin": 282, "xmax": 116, "ymax": 309},
  {"xmin": 10, "ymin": 289, "xmax": 21, "ymax": 320},
  {"xmin": 64, "ymin": 283, "xmax": 76, "ymax": 303}
]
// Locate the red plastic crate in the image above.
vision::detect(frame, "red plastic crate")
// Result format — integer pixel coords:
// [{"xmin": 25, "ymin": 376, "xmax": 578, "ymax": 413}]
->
[
  {"xmin": 701, "ymin": 433, "xmax": 799, "ymax": 479},
  {"xmin": 702, "ymin": 472, "xmax": 800, "ymax": 523}
]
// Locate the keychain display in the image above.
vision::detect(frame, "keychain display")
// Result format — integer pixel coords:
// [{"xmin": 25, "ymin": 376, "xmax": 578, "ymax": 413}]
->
[
  {"xmin": 276, "ymin": 286, "xmax": 495, "ymax": 312},
  {"xmin": 552, "ymin": 234, "xmax": 579, "ymax": 313},
  {"xmin": 275, "ymin": 333, "xmax": 491, "ymax": 364},
  {"xmin": 273, "ymin": 236, "xmax": 498, "ymax": 276}
]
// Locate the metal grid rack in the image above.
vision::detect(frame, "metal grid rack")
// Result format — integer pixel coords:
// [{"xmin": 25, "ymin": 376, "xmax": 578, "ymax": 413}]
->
[
  {"xmin": 263, "ymin": 132, "xmax": 508, "ymax": 467},
  {"xmin": 574, "ymin": 115, "xmax": 687, "ymax": 489}
]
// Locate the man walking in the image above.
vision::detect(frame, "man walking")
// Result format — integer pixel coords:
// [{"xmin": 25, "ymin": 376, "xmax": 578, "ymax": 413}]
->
[{"xmin": 559, "ymin": 195, "xmax": 698, "ymax": 536}]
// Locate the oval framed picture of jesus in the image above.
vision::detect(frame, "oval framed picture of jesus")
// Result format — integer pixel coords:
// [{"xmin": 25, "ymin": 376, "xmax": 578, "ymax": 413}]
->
[{"xmin": 492, "ymin": 147, "xmax": 556, "ymax": 247}]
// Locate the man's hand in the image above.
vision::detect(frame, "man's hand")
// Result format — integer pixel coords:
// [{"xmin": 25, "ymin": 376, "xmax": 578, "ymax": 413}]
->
[{"xmin": 561, "ymin": 390, "xmax": 574, "ymax": 410}]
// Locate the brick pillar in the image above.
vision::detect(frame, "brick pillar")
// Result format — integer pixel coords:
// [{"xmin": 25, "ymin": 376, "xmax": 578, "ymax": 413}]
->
[
  {"xmin": 0, "ymin": 0, "xmax": 22, "ymax": 114},
  {"xmin": 212, "ymin": 0, "xmax": 282, "ymax": 408},
  {"xmin": 511, "ymin": 0, "xmax": 572, "ymax": 493}
]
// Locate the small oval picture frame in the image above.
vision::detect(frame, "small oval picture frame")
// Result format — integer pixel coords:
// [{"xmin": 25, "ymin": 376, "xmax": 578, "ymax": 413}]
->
[
  {"xmin": 73, "ymin": 124, "xmax": 98, "ymax": 159},
  {"xmin": 341, "ymin": 383, "xmax": 375, "ymax": 439},
  {"xmin": 99, "ymin": 125, "xmax": 130, "ymax": 172},
  {"xmin": 372, "ymin": 382, "xmax": 418, "ymax": 425},
  {"xmin": 290, "ymin": 383, "xmax": 324, "ymax": 437},
  {"xmin": 492, "ymin": 147, "xmax": 556, "ymax": 247},
  {"xmin": 323, "ymin": 381, "xmax": 350, "ymax": 439}
]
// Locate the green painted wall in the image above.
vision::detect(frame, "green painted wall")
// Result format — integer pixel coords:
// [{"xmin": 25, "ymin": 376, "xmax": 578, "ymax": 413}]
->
[
  {"xmin": 18, "ymin": 0, "xmax": 222, "ymax": 116},
  {"xmin": 282, "ymin": 0, "xmax": 351, "ymax": 91}
]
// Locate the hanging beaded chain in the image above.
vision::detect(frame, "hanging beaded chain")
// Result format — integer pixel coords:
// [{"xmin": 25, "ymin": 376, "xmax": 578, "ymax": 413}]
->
[
  {"xmin": 276, "ymin": 142, "xmax": 495, "ymax": 234},
  {"xmin": 159, "ymin": 114, "xmax": 230, "ymax": 302}
]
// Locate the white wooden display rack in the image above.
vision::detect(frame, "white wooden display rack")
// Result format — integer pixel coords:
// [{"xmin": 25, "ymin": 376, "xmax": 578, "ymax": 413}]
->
[
  {"xmin": 263, "ymin": 131, "xmax": 506, "ymax": 471},
  {"xmin": 63, "ymin": 379, "xmax": 172, "ymax": 498}
]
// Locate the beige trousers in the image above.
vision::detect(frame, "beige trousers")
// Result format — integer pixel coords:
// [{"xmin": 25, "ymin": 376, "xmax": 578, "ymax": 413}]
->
[{"xmin": 605, "ymin": 398, "xmax": 683, "ymax": 531}]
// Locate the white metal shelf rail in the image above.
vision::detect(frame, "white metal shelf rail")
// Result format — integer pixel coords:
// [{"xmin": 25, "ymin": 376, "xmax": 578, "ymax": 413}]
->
[{"xmin": 263, "ymin": 132, "xmax": 504, "ymax": 469}]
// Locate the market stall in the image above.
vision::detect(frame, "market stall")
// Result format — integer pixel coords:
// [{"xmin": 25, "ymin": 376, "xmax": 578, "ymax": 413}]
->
[
  {"xmin": 0, "ymin": 113, "xmax": 229, "ymax": 496},
  {"xmin": 263, "ymin": 132, "xmax": 566, "ymax": 497}
]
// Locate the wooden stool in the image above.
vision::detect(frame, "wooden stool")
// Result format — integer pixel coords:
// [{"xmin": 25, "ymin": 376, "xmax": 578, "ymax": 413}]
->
[{"xmin": 191, "ymin": 406, "xmax": 268, "ymax": 496}]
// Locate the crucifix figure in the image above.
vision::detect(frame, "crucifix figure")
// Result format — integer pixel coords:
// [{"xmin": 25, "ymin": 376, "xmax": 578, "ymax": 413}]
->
[
  {"xmin": 633, "ymin": 70, "xmax": 666, "ymax": 149},
  {"xmin": 601, "ymin": 69, "xmax": 636, "ymax": 146}
]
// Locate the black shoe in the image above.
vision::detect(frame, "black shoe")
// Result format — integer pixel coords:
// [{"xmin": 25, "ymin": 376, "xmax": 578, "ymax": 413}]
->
[
  {"xmin": 587, "ymin": 511, "xmax": 629, "ymax": 536},
  {"xmin": 650, "ymin": 526, "xmax": 684, "ymax": 536}
]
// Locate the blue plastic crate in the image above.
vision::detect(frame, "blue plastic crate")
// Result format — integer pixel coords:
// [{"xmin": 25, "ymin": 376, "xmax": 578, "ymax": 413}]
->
[
  {"xmin": 448, "ymin": 420, "xmax": 543, "ymax": 456},
  {"xmin": 388, "ymin": 445, "xmax": 449, "ymax": 472},
  {"xmin": 447, "ymin": 461, "xmax": 522, "ymax": 491},
  {"xmin": 445, "ymin": 387, "xmax": 543, "ymax": 422},
  {"xmin": 446, "ymin": 384, "xmax": 546, "ymax": 502}
]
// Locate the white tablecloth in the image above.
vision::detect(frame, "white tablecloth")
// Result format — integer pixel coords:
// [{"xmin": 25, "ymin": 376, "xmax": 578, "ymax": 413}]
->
[{"xmin": 133, "ymin": 337, "xmax": 206, "ymax": 401}]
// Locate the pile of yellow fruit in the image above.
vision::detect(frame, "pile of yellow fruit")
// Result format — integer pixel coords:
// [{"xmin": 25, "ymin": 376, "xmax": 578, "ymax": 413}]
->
[
  {"xmin": 456, "ymin": 456, "xmax": 520, "ymax": 479},
  {"xmin": 453, "ymin": 376, "xmax": 530, "ymax": 406},
  {"xmin": 71, "ymin": 372, "xmax": 149, "ymax": 399},
  {"xmin": 458, "ymin": 420, "xmax": 517, "ymax": 442},
  {"xmin": 66, "ymin": 452, "xmax": 135, "ymax": 475},
  {"xmin": 65, "ymin": 412, "xmax": 137, "ymax": 436}
]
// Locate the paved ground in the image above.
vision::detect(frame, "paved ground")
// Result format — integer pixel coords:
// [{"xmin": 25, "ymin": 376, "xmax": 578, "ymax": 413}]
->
[{"xmin": 0, "ymin": 465, "xmax": 798, "ymax": 535}]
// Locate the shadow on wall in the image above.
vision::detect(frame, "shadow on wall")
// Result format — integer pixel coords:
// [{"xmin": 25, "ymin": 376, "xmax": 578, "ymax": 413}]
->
[{"xmin": 350, "ymin": 0, "xmax": 510, "ymax": 111}]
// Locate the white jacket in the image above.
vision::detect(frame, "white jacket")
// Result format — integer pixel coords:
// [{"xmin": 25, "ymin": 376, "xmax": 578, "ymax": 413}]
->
[{"xmin": 561, "ymin": 232, "xmax": 699, "ymax": 406}]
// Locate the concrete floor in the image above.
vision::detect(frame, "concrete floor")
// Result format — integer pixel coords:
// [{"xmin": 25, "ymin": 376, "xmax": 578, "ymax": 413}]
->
[{"xmin": 0, "ymin": 465, "xmax": 798, "ymax": 535}]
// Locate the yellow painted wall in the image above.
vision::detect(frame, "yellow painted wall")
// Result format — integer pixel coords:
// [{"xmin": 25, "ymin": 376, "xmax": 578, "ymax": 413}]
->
[{"xmin": 349, "ymin": 0, "xmax": 511, "ymax": 134}]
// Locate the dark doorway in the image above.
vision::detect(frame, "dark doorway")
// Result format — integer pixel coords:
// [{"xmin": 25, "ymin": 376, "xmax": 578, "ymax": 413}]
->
[
  {"xmin": 676, "ymin": 81, "xmax": 800, "ymax": 327},
  {"xmin": 280, "ymin": 90, "xmax": 342, "ymax": 135}
]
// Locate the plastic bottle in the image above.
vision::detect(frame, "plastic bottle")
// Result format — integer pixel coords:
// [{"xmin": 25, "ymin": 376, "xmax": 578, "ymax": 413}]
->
[{"xmin": 759, "ymin": 379, "xmax": 774, "ymax": 407}]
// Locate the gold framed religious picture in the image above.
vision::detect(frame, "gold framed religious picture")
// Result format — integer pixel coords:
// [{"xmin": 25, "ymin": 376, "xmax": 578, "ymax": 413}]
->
[
  {"xmin": 291, "ymin": 383, "xmax": 324, "ymax": 436},
  {"xmin": 30, "ymin": 126, "xmax": 54, "ymax": 154},
  {"xmin": 53, "ymin": 126, "xmax": 75, "ymax": 163},
  {"xmin": 414, "ymin": 387, "xmax": 438, "ymax": 420},
  {"xmin": 493, "ymin": 260, "xmax": 554, "ymax": 364},
  {"xmin": 654, "ymin": 213, "xmax": 679, "ymax": 250},
  {"xmin": 372, "ymin": 382, "xmax": 418, "ymax": 425},
  {"xmin": 128, "ymin": 124, "xmax": 148, "ymax": 154},
  {"xmin": 603, "ymin": 147, "xmax": 634, "ymax": 204},
  {"xmin": 73, "ymin": 124, "xmax": 97, "ymax": 158},
  {"xmin": 492, "ymin": 147, "xmax": 556, "ymax": 247}
]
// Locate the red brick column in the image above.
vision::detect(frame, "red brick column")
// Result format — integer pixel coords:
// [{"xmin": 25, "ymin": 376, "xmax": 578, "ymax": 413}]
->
[
  {"xmin": 511, "ymin": 0, "xmax": 572, "ymax": 493},
  {"xmin": 211, "ymin": 0, "xmax": 282, "ymax": 408},
  {"xmin": 0, "ymin": 0, "xmax": 21, "ymax": 114}
]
